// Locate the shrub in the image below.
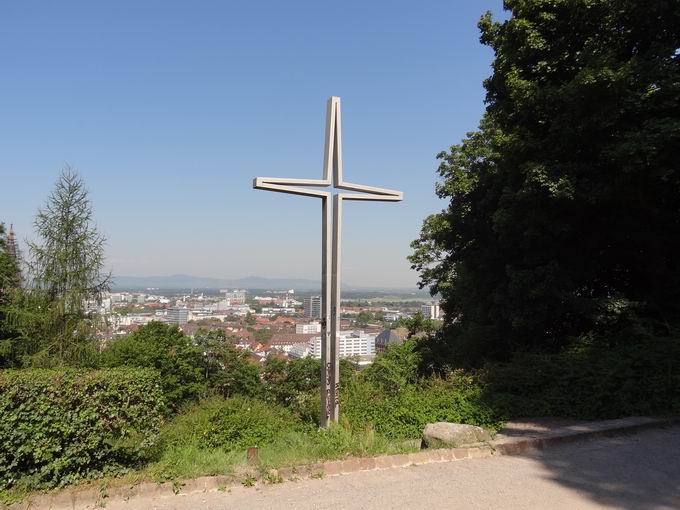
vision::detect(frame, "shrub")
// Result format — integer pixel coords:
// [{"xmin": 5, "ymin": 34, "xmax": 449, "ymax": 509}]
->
[
  {"xmin": 361, "ymin": 340, "xmax": 420, "ymax": 392},
  {"xmin": 343, "ymin": 371, "xmax": 501, "ymax": 440},
  {"xmin": 485, "ymin": 335, "xmax": 680, "ymax": 419},
  {"xmin": 202, "ymin": 397, "xmax": 303, "ymax": 451},
  {"xmin": 0, "ymin": 368, "xmax": 164, "ymax": 491},
  {"xmin": 262, "ymin": 357, "xmax": 321, "ymax": 423},
  {"xmin": 101, "ymin": 322, "xmax": 204, "ymax": 411}
]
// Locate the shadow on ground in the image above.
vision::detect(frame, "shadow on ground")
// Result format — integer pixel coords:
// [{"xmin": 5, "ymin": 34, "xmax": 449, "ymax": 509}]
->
[{"xmin": 527, "ymin": 426, "xmax": 680, "ymax": 510}]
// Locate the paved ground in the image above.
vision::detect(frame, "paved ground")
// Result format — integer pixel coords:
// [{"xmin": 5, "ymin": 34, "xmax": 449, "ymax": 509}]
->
[{"xmin": 106, "ymin": 426, "xmax": 680, "ymax": 510}]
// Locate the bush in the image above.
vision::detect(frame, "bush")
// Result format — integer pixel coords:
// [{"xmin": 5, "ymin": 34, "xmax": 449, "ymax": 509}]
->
[
  {"xmin": 202, "ymin": 397, "xmax": 303, "ymax": 451},
  {"xmin": 361, "ymin": 340, "xmax": 420, "ymax": 392},
  {"xmin": 262, "ymin": 357, "xmax": 321, "ymax": 423},
  {"xmin": 485, "ymin": 335, "xmax": 680, "ymax": 419},
  {"xmin": 0, "ymin": 368, "xmax": 164, "ymax": 491},
  {"xmin": 101, "ymin": 322, "xmax": 204, "ymax": 411},
  {"xmin": 344, "ymin": 371, "xmax": 501, "ymax": 440}
]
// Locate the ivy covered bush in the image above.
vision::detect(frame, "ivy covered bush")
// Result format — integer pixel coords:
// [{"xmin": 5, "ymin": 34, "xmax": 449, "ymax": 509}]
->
[{"xmin": 0, "ymin": 369, "xmax": 165, "ymax": 491}]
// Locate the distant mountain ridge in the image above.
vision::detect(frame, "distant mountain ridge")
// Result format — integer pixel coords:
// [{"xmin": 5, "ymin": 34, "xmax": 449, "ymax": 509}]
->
[
  {"xmin": 112, "ymin": 274, "xmax": 323, "ymax": 290},
  {"xmin": 111, "ymin": 274, "xmax": 426, "ymax": 293}
]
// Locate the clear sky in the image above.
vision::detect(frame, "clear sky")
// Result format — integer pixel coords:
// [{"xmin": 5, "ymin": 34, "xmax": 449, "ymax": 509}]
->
[{"xmin": 0, "ymin": 0, "xmax": 503, "ymax": 289}]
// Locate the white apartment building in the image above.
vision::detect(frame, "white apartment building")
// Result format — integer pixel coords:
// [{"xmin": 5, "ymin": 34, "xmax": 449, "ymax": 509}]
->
[
  {"xmin": 308, "ymin": 330, "xmax": 376, "ymax": 359},
  {"xmin": 421, "ymin": 302, "xmax": 441, "ymax": 320},
  {"xmin": 261, "ymin": 307, "xmax": 296, "ymax": 316},
  {"xmin": 296, "ymin": 322, "xmax": 322, "ymax": 334}
]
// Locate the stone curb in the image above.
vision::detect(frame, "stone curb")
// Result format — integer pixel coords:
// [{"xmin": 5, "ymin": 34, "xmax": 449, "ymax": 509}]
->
[{"xmin": 7, "ymin": 416, "xmax": 675, "ymax": 510}]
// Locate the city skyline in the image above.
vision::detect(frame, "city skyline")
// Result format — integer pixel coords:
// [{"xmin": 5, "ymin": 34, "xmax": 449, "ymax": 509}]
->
[{"xmin": 0, "ymin": 0, "xmax": 503, "ymax": 288}]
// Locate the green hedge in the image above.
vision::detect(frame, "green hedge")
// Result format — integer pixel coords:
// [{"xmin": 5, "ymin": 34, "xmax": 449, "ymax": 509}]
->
[{"xmin": 0, "ymin": 369, "xmax": 165, "ymax": 491}]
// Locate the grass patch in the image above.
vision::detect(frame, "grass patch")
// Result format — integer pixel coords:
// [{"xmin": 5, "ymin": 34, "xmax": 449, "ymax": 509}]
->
[{"xmin": 145, "ymin": 400, "xmax": 418, "ymax": 483}]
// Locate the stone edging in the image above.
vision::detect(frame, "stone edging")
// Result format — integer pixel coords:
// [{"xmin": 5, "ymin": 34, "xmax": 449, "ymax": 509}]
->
[{"xmin": 7, "ymin": 416, "xmax": 675, "ymax": 510}]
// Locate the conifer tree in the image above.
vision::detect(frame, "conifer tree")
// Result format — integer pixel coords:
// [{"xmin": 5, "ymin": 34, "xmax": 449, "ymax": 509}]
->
[{"xmin": 13, "ymin": 168, "xmax": 111, "ymax": 365}]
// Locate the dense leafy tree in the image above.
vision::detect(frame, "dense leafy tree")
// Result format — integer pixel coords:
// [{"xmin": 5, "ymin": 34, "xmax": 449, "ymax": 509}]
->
[
  {"xmin": 391, "ymin": 312, "xmax": 439, "ymax": 338},
  {"xmin": 355, "ymin": 311, "xmax": 373, "ymax": 327},
  {"xmin": 261, "ymin": 356, "xmax": 321, "ymax": 422},
  {"xmin": 410, "ymin": 0, "xmax": 680, "ymax": 365},
  {"xmin": 194, "ymin": 328, "xmax": 261, "ymax": 398},
  {"xmin": 101, "ymin": 322, "xmax": 204, "ymax": 411},
  {"xmin": 244, "ymin": 312, "xmax": 256, "ymax": 326}
]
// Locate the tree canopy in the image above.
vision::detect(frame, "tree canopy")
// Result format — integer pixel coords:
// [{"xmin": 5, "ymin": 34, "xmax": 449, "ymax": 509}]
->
[{"xmin": 410, "ymin": 0, "xmax": 680, "ymax": 365}]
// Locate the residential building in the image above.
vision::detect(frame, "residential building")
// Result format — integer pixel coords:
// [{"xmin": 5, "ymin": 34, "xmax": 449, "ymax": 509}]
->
[
  {"xmin": 270, "ymin": 333, "xmax": 317, "ymax": 353},
  {"xmin": 304, "ymin": 296, "xmax": 322, "ymax": 319},
  {"xmin": 308, "ymin": 330, "xmax": 375, "ymax": 359},
  {"xmin": 421, "ymin": 302, "xmax": 441, "ymax": 320},
  {"xmin": 375, "ymin": 327, "xmax": 409, "ymax": 353},
  {"xmin": 296, "ymin": 322, "xmax": 321, "ymax": 334},
  {"xmin": 261, "ymin": 307, "xmax": 296, "ymax": 316}
]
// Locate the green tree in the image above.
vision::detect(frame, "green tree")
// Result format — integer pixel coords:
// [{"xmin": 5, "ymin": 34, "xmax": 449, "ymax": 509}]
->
[
  {"xmin": 262, "ymin": 356, "xmax": 321, "ymax": 421},
  {"xmin": 391, "ymin": 312, "xmax": 438, "ymax": 338},
  {"xmin": 244, "ymin": 312, "xmax": 256, "ymax": 326},
  {"xmin": 410, "ymin": 0, "xmax": 680, "ymax": 365},
  {"xmin": 5, "ymin": 170, "xmax": 110, "ymax": 366},
  {"xmin": 101, "ymin": 322, "xmax": 204, "ymax": 411},
  {"xmin": 0, "ymin": 224, "xmax": 21, "ymax": 302},
  {"xmin": 194, "ymin": 328, "xmax": 261, "ymax": 397},
  {"xmin": 355, "ymin": 311, "xmax": 373, "ymax": 327},
  {"xmin": 253, "ymin": 327, "xmax": 273, "ymax": 343},
  {"xmin": 29, "ymin": 169, "xmax": 110, "ymax": 313},
  {"xmin": 0, "ymin": 223, "xmax": 22, "ymax": 367}
]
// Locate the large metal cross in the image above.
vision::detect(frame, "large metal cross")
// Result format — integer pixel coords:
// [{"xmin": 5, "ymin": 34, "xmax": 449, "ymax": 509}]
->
[{"xmin": 253, "ymin": 96, "xmax": 403, "ymax": 427}]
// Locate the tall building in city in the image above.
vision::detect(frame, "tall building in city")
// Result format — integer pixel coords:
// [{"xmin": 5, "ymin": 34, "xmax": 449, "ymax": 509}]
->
[
  {"xmin": 166, "ymin": 307, "xmax": 189, "ymax": 325},
  {"xmin": 308, "ymin": 330, "xmax": 375, "ymax": 359},
  {"xmin": 421, "ymin": 302, "xmax": 441, "ymax": 320},
  {"xmin": 303, "ymin": 296, "xmax": 322, "ymax": 319}
]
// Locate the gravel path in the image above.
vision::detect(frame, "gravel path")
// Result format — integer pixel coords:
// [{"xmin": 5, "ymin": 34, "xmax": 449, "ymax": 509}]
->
[{"xmin": 106, "ymin": 426, "xmax": 680, "ymax": 510}]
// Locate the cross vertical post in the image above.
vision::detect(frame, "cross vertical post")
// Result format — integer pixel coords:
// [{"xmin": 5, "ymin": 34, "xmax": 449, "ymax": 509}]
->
[
  {"xmin": 253, "ymin": 96, "xmax": 403, "ymax": 427},
  {"xmin": 320, "ymin": 194, "xmax": 333, "ymax": 426}
]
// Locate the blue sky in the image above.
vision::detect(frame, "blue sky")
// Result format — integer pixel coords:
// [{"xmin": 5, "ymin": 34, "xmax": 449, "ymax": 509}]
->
[{"xmin": 0, "ymin": 0, "xmax": 503, "ymax": 289}]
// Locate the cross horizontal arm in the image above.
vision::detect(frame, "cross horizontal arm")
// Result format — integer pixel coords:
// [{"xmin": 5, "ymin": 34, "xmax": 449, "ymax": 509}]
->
[
  {"xmin": 338, "ymin": 192, "xmax": 403, "ymax": 202},
  {"xmin": 336, "ymin": 181, "xmax": 403, "ymax": 199},
  {"xmin": 253, "ymin": 178, "xmax": 330, "ymax": 199},
  {"xmin": 253, "ymin": 176, "xmax": 331, "ymax": 188}
]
